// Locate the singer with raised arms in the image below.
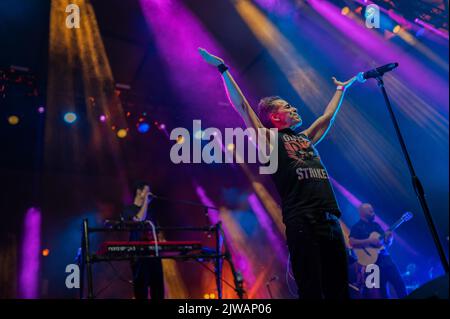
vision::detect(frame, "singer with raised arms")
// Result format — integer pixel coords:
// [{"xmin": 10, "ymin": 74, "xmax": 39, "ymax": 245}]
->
[{"xmin": 199, "ymin": 47, "xmax": 357, "ymax": 299}]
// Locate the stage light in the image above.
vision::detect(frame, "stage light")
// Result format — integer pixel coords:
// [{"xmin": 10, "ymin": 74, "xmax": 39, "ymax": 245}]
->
[
  {"xmin": 8, "ymin": 115, "xmax": 20, "ymax": 125},
  {"xmin": 176, "ymin": 135, "xmax": 185, "ymax": 144},
  {"xmin": 99, "ymin": 115, "xmax": 106, "ymax": 122},
  {"xmin": 203, "ymin": 293, "xmax": 210, "ymax": 299},
  {"xmin": 159, "ymin": 123, "xmax": 166, "ymax": 130},
  {"xmin": 117, "ymin": 129, "xmax": 127, "ymax": 138},
  {"xmin": 19, "ymin": 207, "xmax": 41, "ymax": 298},
  {"xmin": 63, "ymin": 112, "xmax": 77, "ymax": 124},
  {"xmin": 209, "ymin": 293, "xmax": 216, "ymax": 299},
  {"xmin": 137, "ymin": 122, "xmax": 150, "ymax": 133},
  {"xmin": 42, "ymin": 249, "xmax": 50, "ymax": 257},
  {"xmin": 341, "ymin": 7, "xmax": 350, "ymax": 16},
  {"xmin": 393, "ymin": 25, "xmax": 401, "ymax": 34},
  {"xmin": 38, "ymin": 106, "xmax": 45, "ymax": 114},
  {"xmin": 416, "ymin": 28, "xmax": 425, "ymax": 37}
]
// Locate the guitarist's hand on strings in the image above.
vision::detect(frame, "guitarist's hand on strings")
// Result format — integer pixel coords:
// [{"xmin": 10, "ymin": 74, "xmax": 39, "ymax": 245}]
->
[
  {"xmin": 368, "ymin": 237, "xmax": 383, "ymax": 248},
  {"xmin": 384, "ymin": 230, "xmax": 393, "ymax": 247}
]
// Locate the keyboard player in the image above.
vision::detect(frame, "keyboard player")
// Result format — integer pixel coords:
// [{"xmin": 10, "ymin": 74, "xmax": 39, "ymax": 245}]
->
[{"xmin": 122, "ymin": 181, "xmax": 165, "ymax": 299}]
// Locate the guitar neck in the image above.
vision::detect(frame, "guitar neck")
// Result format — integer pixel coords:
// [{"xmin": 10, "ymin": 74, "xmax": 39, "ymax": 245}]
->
[{"xmin": 388, "ymin": 217, "xmax": 407, "ymax": 232}]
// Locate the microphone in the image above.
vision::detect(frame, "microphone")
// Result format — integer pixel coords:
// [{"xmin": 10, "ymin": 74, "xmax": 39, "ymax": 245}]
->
[{"xmin": 357, "ymin": 63, "xmax": 399, "ymax": 83}]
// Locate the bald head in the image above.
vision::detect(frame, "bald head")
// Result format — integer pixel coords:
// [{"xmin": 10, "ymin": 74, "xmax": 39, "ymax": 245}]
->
[{"xmin": 358, "ymin": 203, "xmax": 375, "ymax": 221}]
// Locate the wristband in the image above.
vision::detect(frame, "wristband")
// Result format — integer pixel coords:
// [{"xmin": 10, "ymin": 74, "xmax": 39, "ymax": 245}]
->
[
  {"xmin": 217, "ymin": 63, "xmax": 229, "ymax": 74},
  {"xmin": 336, "ymin": 85, "xmax": 345, "ymax": 91}
]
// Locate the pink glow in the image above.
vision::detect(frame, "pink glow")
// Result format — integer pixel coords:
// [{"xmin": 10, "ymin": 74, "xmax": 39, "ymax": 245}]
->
[
  {"xmin": 139, "ymin": 0, "xmax": 233, "ymax": 114},
  {"xmin": 330, "ymin": 177, "xmax": 362, "ymax": 208},
  {"xmin": 253, "ymin": 0, "xmax": 294, "ymax": 16},
  {"xmin": 414, "ymin": 18, "xmax": 449, "ymax": 40},
  {"xmin": 194, "ymin": 183, "xmax": 255, "ymax": 287},
  {"xmin": 19, "ymin": 207, "xmax": 41, "ymax": 298},
  {"xmin": 248, "ymin": 193, "xmax": 287, "ymax": 261},
  {"xmin": 195, "ymin": 184, "xmax": 220, "ymax": 225}
]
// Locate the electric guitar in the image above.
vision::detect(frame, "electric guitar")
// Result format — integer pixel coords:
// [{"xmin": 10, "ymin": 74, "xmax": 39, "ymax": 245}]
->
[{"xmin": 353, "ymin": 212, "xmax": 413, "ymax": 266}]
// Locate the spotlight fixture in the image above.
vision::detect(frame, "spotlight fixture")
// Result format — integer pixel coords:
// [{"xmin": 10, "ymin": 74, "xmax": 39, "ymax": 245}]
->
[
  {"xmin": 137, "ymin": 122, "xmax": 150, "ymax": 133},
  {"xmin": 8, "ymin": 115, "xmax": 20, "ymax": 125},
  {"xmin": 63, "ymin": 112, "xmax": 77, "ymax": 124}
]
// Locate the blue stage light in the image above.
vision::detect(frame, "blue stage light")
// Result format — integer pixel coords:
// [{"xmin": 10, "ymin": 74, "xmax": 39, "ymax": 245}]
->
[
  {"xmin": 137, "ymin": 122, "xmax": 150, "ymax": 133},
  {"xmin": 63, "ymin": 112, "xmax": 77, "ymax": 124}
]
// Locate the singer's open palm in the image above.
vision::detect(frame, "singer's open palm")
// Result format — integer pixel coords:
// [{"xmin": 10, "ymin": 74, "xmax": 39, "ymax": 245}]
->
[
  {"xmin": 198, "ymin": 48, "xmax": 224, "ymax": 67},
  {"xmin": 332, "ymin": 76, "xmax": 356, "ymax": 88}
]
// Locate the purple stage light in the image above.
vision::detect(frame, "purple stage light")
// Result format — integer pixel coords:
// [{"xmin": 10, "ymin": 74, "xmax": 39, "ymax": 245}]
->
[
  {"xmin": 195, "ymin": 184, "xmax": 255, "ymax": 286},
  {"xmin": 37, "ymin": 106, "xmax": 45, "ymax": 114},
  {"xmin": 99, "ymin": 115, "xmax": 106, "ymax": 122},
  {"xmin": 248, "ymin": 193, "xmax": 287, "ymax": 262},
  {"xmin": 308, "ymin": 0, "xmax": 449, "ymax": 111},
  {"xmin": 139, "ymin": 0, "xmax": 245, "ymax": 127},
  {"xmin": 253, "ymin": 0, "xmax": 294, "ymax": 16},
  {"xmin": 19, "ymin": 207, "xmax": 41, "ymax": 298},
  {"xmin": 414, "ymin": 18, "xmax": 449, "ymax": 40},
  {"xmin": 330, "ymin": 177, "xmax": 362, "ymax": 208}
]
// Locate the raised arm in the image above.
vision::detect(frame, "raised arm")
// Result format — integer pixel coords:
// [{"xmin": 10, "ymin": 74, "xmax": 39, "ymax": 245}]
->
[
  {"xmin": 303, "ymin": 76, "xmax": 356, "ymax": 145},
  {"xmin": 134, "ymin": 191, "xmax": 152, "ymax": 222},
  {"xmin": 198, "ymin": 48, "xmax": 265, "ymax": 131}
]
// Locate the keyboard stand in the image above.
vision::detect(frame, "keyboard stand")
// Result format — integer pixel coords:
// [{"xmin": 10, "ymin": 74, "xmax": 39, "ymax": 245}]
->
[{"xmin": 79, "ymin": 218, "xmax": 245, "ymax": 299}]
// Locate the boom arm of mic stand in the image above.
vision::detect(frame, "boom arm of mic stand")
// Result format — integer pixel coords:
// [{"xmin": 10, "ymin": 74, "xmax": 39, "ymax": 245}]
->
[
  {"xmin": 150, "ymin": 194, "xmax": 219, "ymax": 211},
  {"xmin": 150, "ymin": 194, "xmax": 219, "ymax": 227}
]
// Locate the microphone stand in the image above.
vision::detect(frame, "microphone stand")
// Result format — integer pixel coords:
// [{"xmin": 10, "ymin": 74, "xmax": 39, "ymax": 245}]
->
[{"xmin": 375, "ymin": 75, "xmax": 449, "ymax": 273}]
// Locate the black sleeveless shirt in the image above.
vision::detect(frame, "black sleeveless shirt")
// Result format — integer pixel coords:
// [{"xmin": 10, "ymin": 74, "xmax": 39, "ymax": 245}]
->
[{"xmin": 271, "ymin": 128, "xmax": 340, "ymax": 223}]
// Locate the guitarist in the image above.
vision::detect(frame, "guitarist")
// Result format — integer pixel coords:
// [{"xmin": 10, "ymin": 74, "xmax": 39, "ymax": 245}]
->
[{"xmin": 349, "ymin": 203, "xmax": 407, "ymax": 299}]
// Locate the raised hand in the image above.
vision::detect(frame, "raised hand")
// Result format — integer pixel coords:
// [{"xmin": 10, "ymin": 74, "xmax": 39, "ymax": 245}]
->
[
  {"xmin": 198, "ymin": 47, "xmax": 224, "ymax": 67},
  {"xmin": 332, "ymin": 76, "xmax": 357, "ymax": 88}
]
